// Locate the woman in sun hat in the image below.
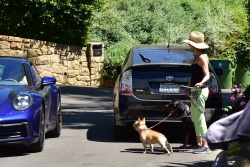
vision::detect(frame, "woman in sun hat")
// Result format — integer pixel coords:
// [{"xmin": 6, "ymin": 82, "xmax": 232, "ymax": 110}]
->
[{"xmin": 183, "ymin": 31, "xmax": 211, "ymax": 154}]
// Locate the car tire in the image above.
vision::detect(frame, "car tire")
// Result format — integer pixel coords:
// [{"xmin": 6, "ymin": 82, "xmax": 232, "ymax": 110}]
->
[
  {"xmin": 30, "ymin": 105, "xmax": 45, "ymax": 152},
  {"xmin": 46, "ymin": 94, "xmax": 62, "ymax": 138}
]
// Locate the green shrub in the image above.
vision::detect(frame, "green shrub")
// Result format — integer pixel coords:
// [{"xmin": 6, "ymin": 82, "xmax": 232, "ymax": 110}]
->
[
  {"xmin": 233, "ymin": 41, "xmax": 250, "ymax": 71},
  {"xmin": 102, "ymin": 39, "xmax": 139, "ymax": 81},
  {"xmin": 91, "ymin": 0, "xmax": 248, "ymax": 81},
  {"xmin": 0, "ymin": 0, "xmax": 106, "ymax": 46}
]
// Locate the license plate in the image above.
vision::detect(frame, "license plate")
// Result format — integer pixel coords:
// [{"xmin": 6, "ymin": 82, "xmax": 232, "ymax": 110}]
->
[{"xmin": 159, "ymin": 84, "xmax": 180, "ymax": 93}]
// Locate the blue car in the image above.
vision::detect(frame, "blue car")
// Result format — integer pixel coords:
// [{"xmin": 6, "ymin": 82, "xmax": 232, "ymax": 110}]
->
[{"xmin": 0, "ymin": 56, "xmax": 62, "ymax": 152}]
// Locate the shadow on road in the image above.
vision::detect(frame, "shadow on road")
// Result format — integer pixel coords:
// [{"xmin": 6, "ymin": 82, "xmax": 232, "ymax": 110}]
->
[
  {"xmin": 60, "ymin": 85, "xmax": 139, "ymax": 143},
  {"xmin": 59, "ymin": 85, "xmax": 213, "ymax": 145},
  {"xmin": 60, "ymin": 85, "xmax": 190, "ymax": 144},
  {"xmin": 0, "ymin": 85, "xmax": 222, "ymax": 161},
  {"xmin": 0, "ymin": 85, "xmax": 117, "ymax": 156}
]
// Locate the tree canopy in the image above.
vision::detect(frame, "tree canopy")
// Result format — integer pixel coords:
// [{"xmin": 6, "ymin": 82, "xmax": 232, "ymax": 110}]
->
[
  {"xmin": 0, "ymin": 0, "xmax": 105, "ymax": 46},
  {"xmin": 1, "ymin": 0, "xmax": 249, "ymax": 81},
  {"xmin": 89, "ymin": 0, "xmax": 249, "ymax": 80}
]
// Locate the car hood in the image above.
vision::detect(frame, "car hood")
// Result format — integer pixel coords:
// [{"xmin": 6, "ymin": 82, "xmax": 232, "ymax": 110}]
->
[{"xmin": 0, "ymin": 86, "xmax": 31, "ymax": 106}]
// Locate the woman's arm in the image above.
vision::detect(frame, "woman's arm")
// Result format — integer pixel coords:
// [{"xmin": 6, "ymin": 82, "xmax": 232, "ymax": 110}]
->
[{"xmin": 197, "ymin": 54, "xmax": 210, "ymax": 88}]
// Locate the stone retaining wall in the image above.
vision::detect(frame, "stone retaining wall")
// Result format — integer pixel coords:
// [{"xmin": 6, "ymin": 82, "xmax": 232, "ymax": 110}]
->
[{"xmin": 0, "ymin": 35, "xmax": 104, "ymax": 87}]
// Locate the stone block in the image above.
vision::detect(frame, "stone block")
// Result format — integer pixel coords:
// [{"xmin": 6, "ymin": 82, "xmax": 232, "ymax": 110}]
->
[
  {"xmin": 0, "ymin": 41, "xmax": 10, "ymax": 49},
  {"xmin": 67, "ymin": 78, "xmax": 77, "ymax": 85},
  {"xmin": 27, "ymin": 49, "xmax": 43, "ymax": 58},
  {"xmin": 50, "ymin": 54, "xmax": 60, "ymax": 63},
  {"xmin": 75, "ymin": 81, "xmax": 90, "ymax": 86},
  {"xmin": 67, "ymin": 70, "xmax": 79, "ymax": 77},
  {"xmin": 80, "ymin": 67, "xmax": 90, "ymax": 76},
  {"xmin": 71, "ymin": 60, "xmax": 80, "ymax": 69},
  {"xmin": 40, "ymin": 71, "xmax": 53, "ymax": 77},
  {"xmin": 10, "ymin": 42, "xmax": 24, "ymax": 50},
  {"xmin": 35, "ymin": 55, "xmax": 50, "ymax": 65},
  {"xmin": 76, "ymin": 76, "xmax": 91, "ymax": 82}
]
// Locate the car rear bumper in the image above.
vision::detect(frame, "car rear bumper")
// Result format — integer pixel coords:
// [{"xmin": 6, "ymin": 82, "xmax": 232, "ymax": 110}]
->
[{"xmin": 114, "ymin": 94, "xmax": 222, "ymax": 127}]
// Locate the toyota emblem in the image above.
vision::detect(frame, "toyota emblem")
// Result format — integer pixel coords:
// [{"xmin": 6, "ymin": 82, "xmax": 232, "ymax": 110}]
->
[{"xmin": 165, "ymin": 76, "xmax": 174, "ymax": 81}]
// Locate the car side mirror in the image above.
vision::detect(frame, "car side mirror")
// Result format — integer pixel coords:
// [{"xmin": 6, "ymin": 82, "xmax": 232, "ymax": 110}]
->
[
  {"xmin": 214, "ymin": 68, "xmax": 223, "ymax": 76},
  {"xmin": 116, "ymin": 66, "xmax": 122, "ymax": 75},
  {"xmin": 40, "ymin": 76, "xmax": 56, "ymax": 88}
]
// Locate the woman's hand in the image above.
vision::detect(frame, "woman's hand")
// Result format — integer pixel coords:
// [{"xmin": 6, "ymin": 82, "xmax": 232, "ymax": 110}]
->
[
  {"xmin": 184, "ymin": 88, "xmax": 190, "ymax": 96},
  {"xmin": 195, "ymin": 82, "xmax": 203, "ymax": 88}
]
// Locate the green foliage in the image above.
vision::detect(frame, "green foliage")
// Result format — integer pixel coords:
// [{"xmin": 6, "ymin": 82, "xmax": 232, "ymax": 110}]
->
[
  {"xmin": 233, "ymin": 41, "xmax": 250, "ymax": 71},
  {"xmin": 0, "ymin": 0, "xmax": 106, "ymax": 46},
  {"xmin": 205, "ymin": 0, "xmax": 248, "ymax": 58},
  {"xmin": 102, "ymin": 38, "xmax": 138, "ymax": 81},
  {"xmin": 2, "ymin": 0, "xmax": 248, "ymax": 82},
  {"xmin": 90, "ymin": 1, "xmax": 131, "ymax": 48},
  {"xmin": 215, "ymin": 36, "xmax": 250, "ymax": 72},
  {"xmin": 90, "ymin": 0, "xmax": 249, "ymax": 81},
  {"xmin": 181, "ymin": 0, "xmax": 248, "ymax": 57},
  {"xmin": 117, "ymin": 0, "xmax": 192, "ymax": 44}
]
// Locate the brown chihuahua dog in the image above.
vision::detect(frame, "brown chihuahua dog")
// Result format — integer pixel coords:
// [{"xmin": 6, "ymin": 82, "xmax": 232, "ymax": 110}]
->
[{"xmin": 133, "ymin": 117, "xmax": 173, "ymax": 155}]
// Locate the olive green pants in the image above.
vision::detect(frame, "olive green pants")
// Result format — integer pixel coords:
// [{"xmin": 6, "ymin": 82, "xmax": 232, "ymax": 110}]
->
[{"xmin": 190, "ymin": 87, "xmax": 209, "ymax": 137}]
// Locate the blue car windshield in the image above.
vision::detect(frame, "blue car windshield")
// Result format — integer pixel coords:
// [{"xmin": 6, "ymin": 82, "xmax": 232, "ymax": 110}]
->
[{"xmin": 0, "ymin": 64, "xmax": 28, "ymax": 86}]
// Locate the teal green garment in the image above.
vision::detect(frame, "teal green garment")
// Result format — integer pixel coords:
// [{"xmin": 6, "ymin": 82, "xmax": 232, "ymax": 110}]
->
[{"xmin": 190, "ymin": 87, "xmax": 209, "ymax": 137}]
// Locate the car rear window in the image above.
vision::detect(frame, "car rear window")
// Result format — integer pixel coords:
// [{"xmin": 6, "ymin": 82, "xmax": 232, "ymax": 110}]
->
[{"xmin": 132, "ymin": 48, "xmax": 193, "ymax": 65}]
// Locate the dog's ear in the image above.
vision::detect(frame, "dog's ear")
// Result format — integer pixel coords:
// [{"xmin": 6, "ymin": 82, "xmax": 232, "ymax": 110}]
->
[
  {"xmin": 142, "ymin": 117, "xmax": 145, "ymax": 122},
  {"xmin": 138, "ymin": 117, "xmax": 140, "ymax": 123}
]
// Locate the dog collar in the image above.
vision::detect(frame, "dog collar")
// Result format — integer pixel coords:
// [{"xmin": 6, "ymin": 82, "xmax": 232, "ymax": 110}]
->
[
  {"xmin": 138, "ymin": 127, "xmax": 147, "ymax": 133},
  {"xmin": 179, "ymin": 113, "xmax": 191, "ymax": 118}
]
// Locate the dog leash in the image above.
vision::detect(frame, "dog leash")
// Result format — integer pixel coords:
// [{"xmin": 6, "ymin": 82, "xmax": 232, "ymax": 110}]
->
[
  {"xmin": 180, "ymin": 85, "xmax": 196, "ymax": 98},
  {"xmin": 148, "ymin": 86, "xmax": 194, "ymax": 130},
  {"xmin": 180, "ymin": 85, "xmax": 204, "ymax": 109},
  {"xmin": 148, "ymin": 108, "xmax": 178, "ymax": 129},
  {"xmin": 148, "ymin": 85, "xmax": 197, "ymax": 130}
]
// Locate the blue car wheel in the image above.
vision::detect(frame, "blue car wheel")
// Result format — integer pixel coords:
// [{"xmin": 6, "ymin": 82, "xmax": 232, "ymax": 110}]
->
[
  {"xmin": 30, "ymin": 105, "xmax": 45, "ymax": 152},
  {"xmin": 46, "ymin": 94, "xmax": 62, "ymax": 138}
]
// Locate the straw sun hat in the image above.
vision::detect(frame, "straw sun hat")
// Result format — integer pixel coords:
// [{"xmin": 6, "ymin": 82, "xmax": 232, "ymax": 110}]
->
[{"xmin": 183, "ymin": 31, "xmax": 209, "ymax": 49}]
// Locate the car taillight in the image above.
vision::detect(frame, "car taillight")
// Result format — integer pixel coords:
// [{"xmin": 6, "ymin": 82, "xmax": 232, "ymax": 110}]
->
[
  {"xmin": 119, "ymin": 70, "xmax": 133, "ymax": 94},
  {"xmin": 207, "ymin": 72, "xmax": 219, "ymax": 95}
]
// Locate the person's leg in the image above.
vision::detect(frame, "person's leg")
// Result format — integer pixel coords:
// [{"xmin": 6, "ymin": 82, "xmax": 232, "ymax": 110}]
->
[
  {"xmin": 202, "ymin": 140, "xmax": 209, "ymax": 147},
  {"xmin": 191, "ymin": 104, "xmax": 203, "ymax": 146},
  {"xmin": 191, "ymin": 88, "xmax": 210, "ymax": 154},
  {"xmin": 197, "ymin": 136, "xmax": 202, "ymax": 146},
  {"xmin": 199, "ymin": 88, "xmax": 209, "ymax": 147},
  {"xmin": 190, "ymin": 91, "xmax": 203, "ymax": 146}
]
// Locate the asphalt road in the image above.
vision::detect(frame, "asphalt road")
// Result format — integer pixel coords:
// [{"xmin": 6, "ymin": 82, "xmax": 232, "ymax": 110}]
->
[{"xmin": 0, "ymin": 86, "xmax": 231, "ymax": 167}]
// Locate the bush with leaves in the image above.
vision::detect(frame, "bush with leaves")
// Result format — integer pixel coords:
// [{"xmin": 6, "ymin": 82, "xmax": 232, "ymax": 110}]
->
[
  {"xmin": 90, "ymin": 0, "xmax": 248, "ymax": 82},
  {"xmin": 102, "ymin": 39, "xmax": 138, "ymax": 81},
  {"xmin": 0, "ymin": 0, "xmax": 105, "ymax": 46},
  {"xmin": 233, "ymin": 41, "xmax": 250, "ymax": 71}
]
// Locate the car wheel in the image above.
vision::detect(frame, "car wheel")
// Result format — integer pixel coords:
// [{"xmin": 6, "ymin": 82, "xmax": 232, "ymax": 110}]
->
[
  {"xmin": 47, "ymin": 94, "xmax": 62, "ymax": 138},
  {"xmin": 30, "ymin": 105, "xmax": 45, "ymax": 152}
]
